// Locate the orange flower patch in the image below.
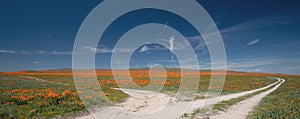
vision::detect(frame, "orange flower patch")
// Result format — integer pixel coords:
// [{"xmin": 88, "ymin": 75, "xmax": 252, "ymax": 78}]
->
[
  {"xmin": 61, "ymin": 90, "xmax": 72, "ymax": 96},
  {"xmin": 11, "ymin": 89, "xmax": 30, "ymax": 93}
]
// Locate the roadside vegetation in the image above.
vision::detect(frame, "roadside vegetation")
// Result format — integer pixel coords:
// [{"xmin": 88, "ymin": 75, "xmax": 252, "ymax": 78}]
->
[
  {"xmin": 0, "ymin": 74, "xmax": 84, "ymax": 118},
  {"xmin": 182, "ymin": 76, "xmax": 277, "ymax": 118},
  {"xmin": 213, "ymin": 77, "xmax": 279, "ymax": 112},
  {"xmin": 248, "ymin": 76, "xmax": 300, "ymax": 119}
]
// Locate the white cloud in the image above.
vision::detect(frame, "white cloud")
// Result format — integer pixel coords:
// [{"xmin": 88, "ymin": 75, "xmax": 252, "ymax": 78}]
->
[
  {"xmin": 186, "ymin": 16, "xmax": 292, "ymax": 45},
  {"xmin": 98, "ymin": 48, "xmax": 113, "ymax": 53},
  {"xmin": 247, "ymin": 38, "xmax": 261, "ymax": 46},
  {"xmin": 49, "ymin": 51, "xmax": 72, "ymax": 55},
  {"xmin": 83, "ymin": 46, "xmax": 98, "ymax": 53},
  {"xmin": 0, "ymin": 49, "xmax": 73, "ymax": 55},
  {"xmin": 33, "ymin": 61, "xmax": 41, "ymax": 65},
  {"xmin": 20, "ymin": 50, "xmax": 29, "ymax": 54},
  {"xmin": 169, "ymin": 35, "xmax": 175, "ymax": 63},
  {"xmin": 168, "ymin": 35, "xmax": 175, "ymax": 52},
  {"xmin": 220, "ymin": 16, "xmax": 290, "ymax": 34},
  {"xmin": 83, "ymin": 45, "xmax": 135, "ymax": 54},
  {"xmin": 0, "ymin": 50, "xmax": 72, "ymax": 55},
  {"xmin": 140, "ymin": 45, "xmax": 150, "ymax": 53},
  {"xmin": 0, "ymin": 49, "xmax": 17, "ymax": 54},
  {"xmin": 139, "ymin": 44, "xmax": 168, "ymax": 53},
  {"xmin": 36, "ymin": 50, "xmax": 73, "ymax": 55},
  {"xmin": 112, "ymin": 48, "xmax": 133, "ymax": 53},
  {"xmin": 36, "ymin": 50, "xmax": 47, "ymax": 54}
]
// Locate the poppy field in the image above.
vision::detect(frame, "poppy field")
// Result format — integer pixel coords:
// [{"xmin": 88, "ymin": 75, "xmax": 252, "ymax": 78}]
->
[{"xmin": 0, "ymin": 69, "xmax": 298, "ymax": 118}]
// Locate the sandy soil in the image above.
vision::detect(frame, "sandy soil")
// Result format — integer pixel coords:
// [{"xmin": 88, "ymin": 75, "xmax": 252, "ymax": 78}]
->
[{"xmin": 111, "ymin": 88, "xmax": 172, "ymax": 114}]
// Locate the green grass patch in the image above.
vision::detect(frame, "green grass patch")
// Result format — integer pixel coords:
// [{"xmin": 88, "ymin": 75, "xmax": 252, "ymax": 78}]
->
[{"xmin": 247, "ymin": 76, "xmax": 300, "ymax": 119}]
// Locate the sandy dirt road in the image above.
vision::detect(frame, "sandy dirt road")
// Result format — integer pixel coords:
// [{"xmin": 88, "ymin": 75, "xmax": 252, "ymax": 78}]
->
[
  {"xmin": 209, "ymin": 78, "xmax": 284, "ymax": 119},
  {"xmin": 75, "ymin": 78, "xmax": 282, "ymax": 119},
  {"xmin": 19, "ymin": 75, "xmax": 70, "ymax": 85}
]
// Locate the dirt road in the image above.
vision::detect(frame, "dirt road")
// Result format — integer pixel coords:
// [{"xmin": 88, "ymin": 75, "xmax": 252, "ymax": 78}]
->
[{"xmin": 75, "ymin": 78, "xmax": 283, "ymax": 119}]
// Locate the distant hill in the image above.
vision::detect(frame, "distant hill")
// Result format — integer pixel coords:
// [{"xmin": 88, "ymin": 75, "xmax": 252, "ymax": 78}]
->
[
  {"xmin": 45, "ymin": 68, "xmax": 73, "ymax": 72},
  {"xmin": 18, "ymin": 70, "xmax": 39, "ymax": 73}
]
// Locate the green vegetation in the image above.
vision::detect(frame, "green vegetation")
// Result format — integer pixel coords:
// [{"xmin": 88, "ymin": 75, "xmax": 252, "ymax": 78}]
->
[
  {"xmin": 0, "ymin": 74, "xmax": 127, "ymax": 118},
  {"xmin": 248, "ymin": 76, "xmax": 300, "ymax": 119},
  {"xmin": 183, "ymin": 77, "xmax": 278, "ymax": 118},
  {"xmin": 0, "ymin": 73, "xmax": 288, "ymax": 118},
  {"xmin": 213, "ymin": 78, "xmax": 279, "ymax": 112}
]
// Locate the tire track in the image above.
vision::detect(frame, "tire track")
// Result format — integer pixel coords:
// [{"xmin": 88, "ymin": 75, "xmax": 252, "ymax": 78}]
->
[
  {"xmin": 209, "ymin": 78, "xmax": 285, "ymax": 119},
  {"xmin": 183, "ymin": 77, "xmax": 282, "ymax": 115},
  {"xmin": 75, "ymin": 78, "xmax": 282, "ymax": 119},
  {"xmin": 18, "ymin": 75, "xmax": 71, "ymax": 85}
]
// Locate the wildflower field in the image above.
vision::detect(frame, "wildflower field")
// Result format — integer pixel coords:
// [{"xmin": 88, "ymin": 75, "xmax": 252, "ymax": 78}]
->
[
  {"xmin": 0, "ymin": 70, "xmax": 298, "ymax": 118},
  {"xmin": 248, "ymin": 76, "xmax": 300, "ymax": 119}
]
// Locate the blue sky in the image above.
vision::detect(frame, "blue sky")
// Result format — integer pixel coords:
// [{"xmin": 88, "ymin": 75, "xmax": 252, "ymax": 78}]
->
[{"xmin": 0, "ymin": 0, "xmax": 300, "ymax": 74}]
